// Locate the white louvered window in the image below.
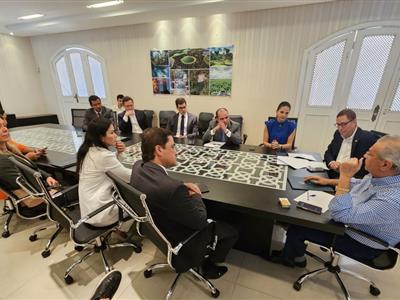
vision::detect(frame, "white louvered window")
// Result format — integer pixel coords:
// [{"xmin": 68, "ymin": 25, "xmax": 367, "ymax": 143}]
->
[
  {"xmin": 347, "ymin": 35, "xmax": 394, "ymax": 110},
  {"xmin": 308, "ymin": 41, "xmax": 346, "ymax": 106},
  {"xmin": 53, "ymin": 47, "xmax": 107, "ymax": 102},
  {"xmin": 55, "ymin": 57, "xmax": 72, "ymax": 97},
  {"xmin": 390, "ymin": 80, "xmax": 400, "ymax": 112},
  {"xmin": 70, "ymin": 53, "xmax": 88, "ymax": 97}
]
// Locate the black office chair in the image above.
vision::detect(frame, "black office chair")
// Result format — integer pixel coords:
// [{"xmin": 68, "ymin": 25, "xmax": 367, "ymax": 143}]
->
[
  {"xmin": 9, "ymin": 156, "xmax": 72, "ymax": 257},
  {"xmin": 266, "ymin": 116, "xmax": 298, "ymax": 149},
  {"xmin": 198, "ymin": 112, "xmax": 214, "ymax": 138},
  {"xmin": 293, "ymin": 225, "xmax": 400, "ymax": 300},
  {"xmin": 159, "ymin": 111, "xmax": 176, "ymax": 129},
  {"xmin": 0, "ymin": 183, "xmax": 20, "ymax": 238},
  {"xmin": 230, "ymin": 114, "xmax": 247, "ymax": 144},
  {"xmin": 106, "ymin": 172, "xmax": 221, "ymax": 299},
  {"xmin": 10, "ymin": 160, "xmax": 142, "ymax": 284},
  {"xmin": 71, "ymin": 109, "xmax": 87, "ymax": 130},
  {"xmin": 370, "ymin": 130, "xmax": 387, "ymax": 138},
  {"xmin": 143, "ymin": 110, "xmax": 154, "ymax": 128}
]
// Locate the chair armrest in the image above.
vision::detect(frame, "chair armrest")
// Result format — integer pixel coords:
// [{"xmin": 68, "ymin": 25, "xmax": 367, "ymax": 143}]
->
[
  {"xmin": 171, "ymin": 219, "xmax": 216, "ymax": 255},
  {"xmin": 16, "ymin": 176, "xmax": 43, "ymax": 198},
  {"xmin": 345, "ymin": 225, "xmax": 389, "ymax": 248},
  {"xmin": 71, "ymin": 201, "xmax": 116, "ymax": 229}
]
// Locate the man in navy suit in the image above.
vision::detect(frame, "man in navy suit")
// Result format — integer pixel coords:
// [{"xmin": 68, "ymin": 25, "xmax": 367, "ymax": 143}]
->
[
  {"xmin": 130, "ymin": 128, "xmax": 238, "ymax": 279},
  {"xmin": 83, "ymin": 95, "xmax": 114, "ymax": 131},
  {"xmin": 324, "ymin": 109, "xmax": 378, "ymax": 179},
  {"xmin": 118, "ymin": 96, "xmax": 147, "ymax": 135},
  {"xmin": 167, "ymin": 98, "xmax": 198, "ymax": 138},
  {"xmin": 202, "ymin": 108, "xmax": 242, "ymax": 145}
]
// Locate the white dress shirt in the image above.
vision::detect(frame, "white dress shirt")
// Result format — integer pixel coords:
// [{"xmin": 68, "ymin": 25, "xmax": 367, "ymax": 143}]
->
[
  {"xmin": 79, "ymin": 147, "xmax": 131, "ymax": 226},
  {"xmin": 176, "ymin": 112, "xmax": 188, "ymax": 136},
  {"xmin": 123, "ymin": 112, "xmax": 143, "ymax": 134},
  {"xmin": 336, "ymin": 127, "xmax": 357, "ymax": 163}
]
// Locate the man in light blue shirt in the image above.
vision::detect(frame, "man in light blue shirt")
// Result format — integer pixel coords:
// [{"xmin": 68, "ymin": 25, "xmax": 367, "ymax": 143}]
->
[{"xmin": 269, "ymin": 135, "xmax": 400, "ymax": 267}]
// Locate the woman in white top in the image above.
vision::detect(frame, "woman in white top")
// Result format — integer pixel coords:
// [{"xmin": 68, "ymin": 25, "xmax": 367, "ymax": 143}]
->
[{"xmin": 77, "ymin": 118, "xmax": 131, "ymax": 227}]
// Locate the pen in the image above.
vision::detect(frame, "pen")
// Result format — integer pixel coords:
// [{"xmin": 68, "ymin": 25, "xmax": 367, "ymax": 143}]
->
[{"xmin": 306, "ymin": 191, "xmax": 316, "ymax": 201}]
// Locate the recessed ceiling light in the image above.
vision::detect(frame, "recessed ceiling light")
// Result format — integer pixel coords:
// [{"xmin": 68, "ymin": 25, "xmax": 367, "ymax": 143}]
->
[
  {"xmin": 87, "ymin": 0, "xmax": 124, "ymax": 8},
  {"xmin": 18, "ymin": 14, "xmax": 44, "ymax": 20},
  {"xmin": 9, "ymin": 32, "xmax": 14, "ymax": 36}
]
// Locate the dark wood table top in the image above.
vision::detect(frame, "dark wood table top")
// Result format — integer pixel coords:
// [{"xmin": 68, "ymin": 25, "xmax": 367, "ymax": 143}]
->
[{"xmin": 8, "ymin": 126, "xmax": 343, "ymax": 234}]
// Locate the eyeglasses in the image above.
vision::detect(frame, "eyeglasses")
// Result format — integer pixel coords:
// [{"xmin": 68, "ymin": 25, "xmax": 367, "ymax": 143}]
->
[
  {"xmin": 334, "ymin": 119, "xmax": 353, "ymax": 128},
  {"xmin": 218, "ymin": 116, "xmax": 229, "ymax": 121},
  {"xmin": 177, "ymin": 106, "xmax": 186, "ymax": 109}
]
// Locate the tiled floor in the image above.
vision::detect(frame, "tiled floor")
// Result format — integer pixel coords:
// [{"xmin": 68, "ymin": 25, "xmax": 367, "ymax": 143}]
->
[{"xmin": 0, "ymin": 215, "xmax": 399, "ymax": 300}]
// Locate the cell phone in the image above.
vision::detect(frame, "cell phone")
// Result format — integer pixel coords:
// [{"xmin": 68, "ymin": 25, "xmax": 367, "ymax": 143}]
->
[
  {"xmin": 196, "ymin": 182, "xmax": 210, "ymax": 194},
  {"xmin": 296, "ymin": 201, "xmax": 322, "ymax": 214},
  {"xmin": 307, "ymin": 166, "xmax": 326, "ymax": 172}
]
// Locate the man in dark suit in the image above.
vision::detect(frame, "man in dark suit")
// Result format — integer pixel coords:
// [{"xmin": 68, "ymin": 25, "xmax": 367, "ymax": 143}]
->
[
  {"xmin": 307, "ymin": 109, "xmax": 378, "ymax": 186},
  {"xmin": 83, "ymin": 95, "xmax": 114, "ymax": 131},
  {"xmin": 202, "ymin": 108, "xmax": 242, "ymax": 145},
  {"xmin": 130, "ymin": 128, "xmax": 238, "ymax": 279},
  {"xmin": 324, "ymin": 109, "xmax": 378, "ymax": 179},
  {"xmin": 166, "ymin": 98, "xmax": 198, "ymax": 138},
  {"xmin": 118, "ymin": 96, "xmax": 147, "ymax": 135}
]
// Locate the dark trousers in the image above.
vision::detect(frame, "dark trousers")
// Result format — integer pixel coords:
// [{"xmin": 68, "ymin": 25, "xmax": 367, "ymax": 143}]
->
[
  {"xmin": 282, "ymin": 225, "xmax": 383, "ymax": 261},
  {"xmin": 209, "ymin": 221, "xmax": 238, "ymax": 263},
  {"xmin": 175, "ymin": 220, "xmax": 238, "ymax": 272}
]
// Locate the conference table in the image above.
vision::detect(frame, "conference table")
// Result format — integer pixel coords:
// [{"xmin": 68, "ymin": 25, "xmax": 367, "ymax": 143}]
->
[{"xmin": 9, "ymin": 124, "xmax": 344, "ymax": 256}]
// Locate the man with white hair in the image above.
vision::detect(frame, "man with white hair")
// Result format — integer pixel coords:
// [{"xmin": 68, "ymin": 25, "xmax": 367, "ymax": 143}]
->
[{"xmin": 269, "ymin": 135, "xmax": 400, "ymax": 267}]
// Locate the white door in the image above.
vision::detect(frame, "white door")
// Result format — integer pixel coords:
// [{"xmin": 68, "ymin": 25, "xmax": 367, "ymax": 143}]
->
[
  {"xmin": 297, "ymin": 24, "xmax": 400, "ymax": 154},
  {"xmin": 53, "ymin": 47, "xmax": 109, "ymax": 125},
  {"xmin": 296, "ymin": 31, "xmax": 355, "ymax": 153},
  {"xmin": 337, "ymin": 28, "xmax": 400, "ymax": 131},
  {"xmin": 375, "ymin": 59, "xmax": 400, "ymax": 135}
]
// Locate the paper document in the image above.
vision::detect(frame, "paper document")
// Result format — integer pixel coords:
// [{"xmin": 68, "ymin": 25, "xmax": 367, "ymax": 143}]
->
[
  {"xmin": 308, "ymin": 161, "xmax": 329, "ymax": 170},
  {"xmin": 277, "ymin": 156, "xmax": 328, "ymax": 170},
  {"xmin": 288, "ymin": 153, "xmax": 316, "ymax": 161},
  {"xmin": 203, "ymin": 141, "xmax": 225, "ymax": 149},
  {"xmin": 293, "ymin": 190, "xmax": 335, "ymax": 213}
]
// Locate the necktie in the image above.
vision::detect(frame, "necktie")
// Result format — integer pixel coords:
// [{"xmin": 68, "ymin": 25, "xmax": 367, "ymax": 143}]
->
[
  {"xmin": 219, "ymin": 129, "xmax": 226, "ymax": 142},
  {"xmin": 97, "ymin": 111, "xmax": 101, "ymax": 119},
  {"xmin": 180, "ymin": 114, "xmax": 185, "ymax": 136}
]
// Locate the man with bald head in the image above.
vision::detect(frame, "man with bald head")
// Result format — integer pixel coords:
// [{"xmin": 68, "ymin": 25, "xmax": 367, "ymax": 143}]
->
[
  {"xmin": 270, "ymin": 135, "xmax": 400, "ymax": 267},
  {"xmin": 202, "ymin": 108, "xmax": 242, "ymax": 145}
]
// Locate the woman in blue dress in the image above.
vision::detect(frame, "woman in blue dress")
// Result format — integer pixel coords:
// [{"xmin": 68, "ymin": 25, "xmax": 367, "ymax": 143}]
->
[{"xmin": 263, "ymin": 101, "xmax": 296, "ymax": 151}]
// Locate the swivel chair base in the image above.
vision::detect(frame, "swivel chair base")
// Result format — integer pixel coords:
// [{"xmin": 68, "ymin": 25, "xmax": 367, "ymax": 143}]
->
[
  {"xmin": 64, "ymin": 236, "xmax": 141, "ymax": 285},
  {"xmin": 294, "ymin": 248, "xmax": 381, "ymax": 300},
  {"xmin": 144, "ymin": 263, "xmax": 220, "ymax": 300}
]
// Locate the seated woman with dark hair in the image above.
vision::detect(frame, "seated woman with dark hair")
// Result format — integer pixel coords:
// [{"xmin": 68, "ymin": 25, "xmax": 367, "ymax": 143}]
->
[
  {"xmin": 77, "ymin": 119, "xmax": 131, "ymax": 227},
  {"xmin": 263, "ymin": 101, "xmax": 296, "ymax": 151},
  {"xmin": 0, "ymin": 118, "xmax": 58, "ymax": 216}
]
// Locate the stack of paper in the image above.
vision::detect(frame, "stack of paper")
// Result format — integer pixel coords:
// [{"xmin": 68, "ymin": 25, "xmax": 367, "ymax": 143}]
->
[
  {"xmin": 203, "ymin": 141, "xmax": 226, "ymax": 149},
  {"xmin": 287, "ymin": 153, "xmax": 316, "ymax": 161},
  {"xmin": 293, "ymin": 190, "xmax": 335, "ymax": 213},
  {"xmin": 277, "ymin": 156, "xmax": 328, "ymax": 170}
]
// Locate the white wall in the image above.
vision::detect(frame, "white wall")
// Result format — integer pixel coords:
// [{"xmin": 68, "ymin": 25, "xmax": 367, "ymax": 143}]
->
[
  {"xmin": 30, "ymin": 0, "xmax": 400, "ymax": 147},
  {"xmin": 0, "ymin": 34, "xmax": 46, "ymax": 116}
]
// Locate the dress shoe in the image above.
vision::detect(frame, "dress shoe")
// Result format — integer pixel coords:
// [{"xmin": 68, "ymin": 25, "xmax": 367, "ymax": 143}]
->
[
  {"xmin": 266, "ymin": 250, "xmax": 307, "ymax": 268},
  {"xmin": 91, "ymin": 270, "xmax": 122, "ymax": 300},
  {"xmin": 200, "ymin": 263, "xmax": 228, "ymax": 279}
]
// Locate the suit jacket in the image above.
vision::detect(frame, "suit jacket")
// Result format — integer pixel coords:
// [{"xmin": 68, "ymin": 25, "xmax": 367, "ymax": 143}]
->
[
  {"xmin": 166, "ymin": 112, "xmax": 198, "ymax": 138},
  {"xmin": 202, "ymin": 119, "xmax": 242, "ymax": 145},
  {"xmin": 118, "ymin": 110, "xmax": 147, "ymax": 135},
  {"xmin": 83, "ymin": 106, "xmax": 114, "ymax": 131},
  {"xmin": 130, "ymin": 161, "xmax": 207, "ymax": 246},
  {"xmin": 324, "ymin": 127, "xmax": 378, "ymax": 178}
]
